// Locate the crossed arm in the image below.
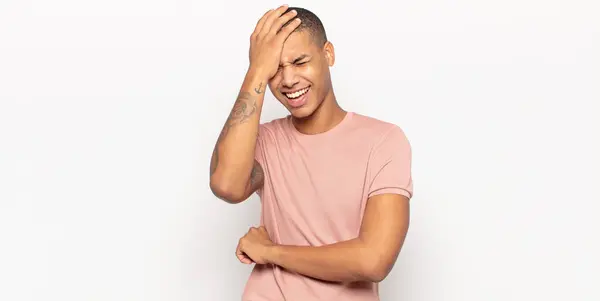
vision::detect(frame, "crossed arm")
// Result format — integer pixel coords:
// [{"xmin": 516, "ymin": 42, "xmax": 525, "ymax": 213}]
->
[{"xmin": 242, "ymin": 193, "xmax": 411, "ymax": 283}]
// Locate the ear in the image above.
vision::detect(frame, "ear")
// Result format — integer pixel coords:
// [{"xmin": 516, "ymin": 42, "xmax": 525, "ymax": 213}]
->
[{"xmin": 323, "ymin": 41, "xmax": 335, "ymax": 66}]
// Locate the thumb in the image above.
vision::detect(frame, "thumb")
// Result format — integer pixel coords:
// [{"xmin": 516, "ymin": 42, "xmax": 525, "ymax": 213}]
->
[{"xmin": 236, "ymin": 242, "xmax": 253, "ymax": 264}]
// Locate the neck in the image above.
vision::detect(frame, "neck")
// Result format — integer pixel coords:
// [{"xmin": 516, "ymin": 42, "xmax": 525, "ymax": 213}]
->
[{"xmin": 292, "ymin": 90, "xmax": 347, "ymax": 135}]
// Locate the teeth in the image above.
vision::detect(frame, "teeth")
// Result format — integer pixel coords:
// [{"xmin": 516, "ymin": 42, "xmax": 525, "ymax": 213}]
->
[{"xmin": 285, "ymin": 87, "xmax": 309, "ymax": 99}]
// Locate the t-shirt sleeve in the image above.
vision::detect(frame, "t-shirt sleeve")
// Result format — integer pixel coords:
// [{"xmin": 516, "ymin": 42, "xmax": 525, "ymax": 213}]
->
[{"xmin": 367, "ymin": 125, "xmax": 413, "ymax": 199}]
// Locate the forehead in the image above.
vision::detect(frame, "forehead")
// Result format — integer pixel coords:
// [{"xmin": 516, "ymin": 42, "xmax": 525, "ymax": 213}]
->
[{"xmin": 280, "ymin": 30, "xmax": 320, "ymax": 62}]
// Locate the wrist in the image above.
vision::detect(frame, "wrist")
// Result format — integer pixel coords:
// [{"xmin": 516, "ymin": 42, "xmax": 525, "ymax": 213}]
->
[
  {"xmin": 246, "ymin": 66, "xmax": 271, "ymax": 83},
  {"xmin": 265, "ymin": 244, "xmax": 282, "ymax": 265}
]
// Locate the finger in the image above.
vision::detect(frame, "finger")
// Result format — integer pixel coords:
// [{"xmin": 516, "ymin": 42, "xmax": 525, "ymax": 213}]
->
[
  {"xmin": 236, "ymin": 241, "xmax": 254, "ymax": 264},
  {"xmin": 252, "ymin": 9, "xmax": 274, "ymax": 39},
  {"xmin": 268, "ymin": 9, "xmax": 298, "ymax": 37},
  {"xmin": 258, "ymin": 4, "xmax": 289, "ymax": 37},
  {"xmin": 236, "ymin": 249, "xmax": 251, "ymax": 263},
  {"xmin": 276, "ymin": 17, "xmax": 301, "ymax": 42},
  {"xmin": 236, "ymin": 242, "xmax": 250, "ymax": 264},
  {"xmin": 238, "ymin": 253, "xmax": 254, "ymax": 264}
]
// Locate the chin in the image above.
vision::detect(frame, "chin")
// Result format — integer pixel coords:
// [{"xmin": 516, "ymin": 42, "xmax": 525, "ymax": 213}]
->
[{"xmin": 287, "ymin": 104, "xmax": 317, "ymax": 119}]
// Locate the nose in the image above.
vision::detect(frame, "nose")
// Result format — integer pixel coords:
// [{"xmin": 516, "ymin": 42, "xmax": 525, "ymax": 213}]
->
[{"xmin": 280, "ymin": 66, "xmax": 299, "ymax": 89}]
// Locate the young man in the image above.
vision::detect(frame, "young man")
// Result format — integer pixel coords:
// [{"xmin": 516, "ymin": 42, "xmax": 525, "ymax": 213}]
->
[{"xmin": 209, "ymin": 5, "xmax": 413, "ymax": 300}]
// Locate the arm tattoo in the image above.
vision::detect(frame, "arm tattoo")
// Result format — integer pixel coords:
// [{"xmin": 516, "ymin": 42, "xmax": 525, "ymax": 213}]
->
[
  {"xmin": 218, "ymin": 87, "xmax": 260, "ymax": 142},
  {"xmin": 211, "ymin": 83, "xmax": 263, "ymax": 176},
  {"xmin": 249, "ymin": 161, "xmax": 264, "ymax": 187},
  {"xmin": 209, "ymin": 146, "xmax": 218, "ymax": 176},
  {"xmin": 254, "ymin": 82, "xmax": 265, "ymax": 94}
]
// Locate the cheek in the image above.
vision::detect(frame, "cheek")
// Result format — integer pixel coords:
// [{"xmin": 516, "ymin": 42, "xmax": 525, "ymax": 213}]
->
[
  {"xmin": 307, "ymin": 63, "xmax": 328, "ymax": 82},
  {"xmin": 301, "ymin": 66, "xmax": 317, "ymax": 79}
]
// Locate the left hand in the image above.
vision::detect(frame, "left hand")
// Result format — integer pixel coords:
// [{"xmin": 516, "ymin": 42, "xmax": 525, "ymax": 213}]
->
[{"xmin": 236, "ymin": 226, "xmax": 275, "ymax": 265}]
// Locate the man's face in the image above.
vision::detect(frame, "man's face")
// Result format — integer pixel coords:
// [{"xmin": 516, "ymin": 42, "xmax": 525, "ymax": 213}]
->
[{"xmin": 268, "ymin": 30, "xmax": 334, "ymax": 118}]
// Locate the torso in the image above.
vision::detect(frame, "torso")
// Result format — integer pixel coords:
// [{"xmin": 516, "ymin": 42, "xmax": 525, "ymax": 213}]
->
[{"xmin": 243, "ymin": 112, "xmax": 403, "ymax": 301}]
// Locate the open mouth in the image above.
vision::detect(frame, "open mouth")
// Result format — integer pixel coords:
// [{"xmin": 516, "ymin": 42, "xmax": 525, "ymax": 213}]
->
[
  {"xmin": 282, "ymin": 86, "xmax": 311, "ymax": 108},
  {"xmin": 284, "ymin": 86, "xmax": 310, "ymax": 99}
]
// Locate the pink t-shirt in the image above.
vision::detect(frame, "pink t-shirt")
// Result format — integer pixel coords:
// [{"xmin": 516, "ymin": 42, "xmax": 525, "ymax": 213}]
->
[{"xmin": 242, "ymin": 112, "xmax": 413, "ymax": 301}]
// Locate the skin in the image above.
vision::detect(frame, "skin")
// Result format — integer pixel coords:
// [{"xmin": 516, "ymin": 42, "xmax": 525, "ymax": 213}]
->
[
  {"xmin": 267, "ymin": 24, "xmax": 347, "ymax": 135},
  {"xmin": 237, "ymin": 193, "xmax": 410, "ymax": 283},
  {"xmin": 210, "ymin": 5, "xmax": 411, "ymax": 283},
  {"xmin": 209, "ymin": 5, "xmax": 300, "ymax": 204}
]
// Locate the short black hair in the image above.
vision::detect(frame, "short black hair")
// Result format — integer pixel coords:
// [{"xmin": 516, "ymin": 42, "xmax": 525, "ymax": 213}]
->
[{"xmin": 283, "ymin": 7, "xmax": 328, "ymax": 46}]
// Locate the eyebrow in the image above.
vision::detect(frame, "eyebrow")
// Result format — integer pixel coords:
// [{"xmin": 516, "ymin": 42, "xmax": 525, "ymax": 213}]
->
[
  {"xmin": 281, "ymin": 54, "xmax": 310, "ymax": 66},
  {"xmin": 292, "ymin": 54, "xmax": 309, "ymax": 63}
]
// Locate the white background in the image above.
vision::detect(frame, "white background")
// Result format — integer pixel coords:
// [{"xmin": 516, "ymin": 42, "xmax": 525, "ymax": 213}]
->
[{"xmin": 1, "ymin": 0, "xmax": 599, "ymax": 300}]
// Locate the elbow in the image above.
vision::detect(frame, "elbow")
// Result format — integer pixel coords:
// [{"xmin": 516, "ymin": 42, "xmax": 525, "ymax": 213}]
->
[
  {"xmin": 361, "ymin": 255, "xmax": 393, "ymax": 283},
  {"xmin": 363, "ymin": 266, "xmax": 389, "ymax": 283},
  {"xmin": 209, "ymin": 177, "xmax": 246, "ymax": 204}
]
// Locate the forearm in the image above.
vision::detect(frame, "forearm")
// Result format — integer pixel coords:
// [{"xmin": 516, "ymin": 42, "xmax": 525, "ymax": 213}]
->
[
  {"xmin": 266, "ymin": 238, "xmax": 382, "ymax": 283},
  {"xmin": 209, "ymin": 70, "xmax": 268, "ymax": 200}
]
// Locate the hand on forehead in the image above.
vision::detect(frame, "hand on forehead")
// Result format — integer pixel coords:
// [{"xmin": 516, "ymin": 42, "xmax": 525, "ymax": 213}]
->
[{"xmin": 280, "ymin": 31, "xmax": 320, "ymax": 63}]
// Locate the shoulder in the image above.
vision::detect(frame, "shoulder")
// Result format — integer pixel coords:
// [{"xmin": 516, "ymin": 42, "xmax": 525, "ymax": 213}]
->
[
  {"xmin": 257, "ymin": 115, "xmax": 290, "ymax": 140},
  {"xmin": 348, "ymin": 112, "xmax": 410, "ymax": 148}
]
